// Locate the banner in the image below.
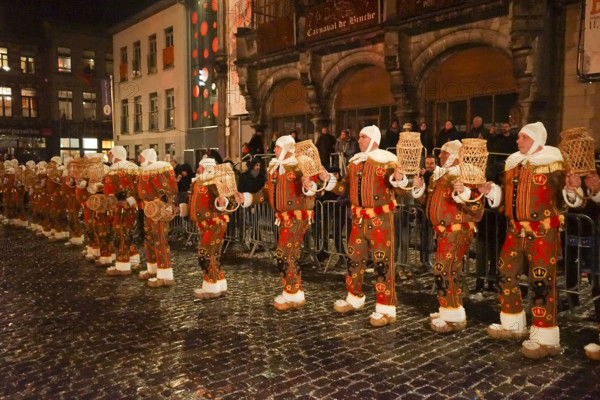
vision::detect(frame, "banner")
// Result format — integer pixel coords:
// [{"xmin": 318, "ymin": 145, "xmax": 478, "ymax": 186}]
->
[
  {"xmin": 304, "ymin": 0, "xmax": 379, "ymax": 42},
  {"xmin": 583, "ymin": 0, "xmax": 600, "ymax": 76},
  {"xmin": 227, "ymin": 0, "xmax": 251, "ymax": 116},
  {"xmin": 100, "ymin": 78, "xmax": 112, "ymax": 120}
]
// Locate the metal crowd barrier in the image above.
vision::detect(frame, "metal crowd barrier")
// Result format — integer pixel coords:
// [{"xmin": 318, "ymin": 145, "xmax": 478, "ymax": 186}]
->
[{"xmin": 167, "ymin": 197, "xmax": 598, "ymax": 311}]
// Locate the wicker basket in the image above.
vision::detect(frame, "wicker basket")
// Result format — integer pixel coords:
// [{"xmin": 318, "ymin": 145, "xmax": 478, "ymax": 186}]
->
[
  {"xmin": 46, "ymin": 164, "xmax": 62, "ymax": 181},
  {"xmin": 68, "ymin": 158, "xmax": 86, "ymax": 180},
  {"xmin": 23, "ymin": 169, "xmax": 36, "ymax": 188},
  {"xmin": 295, "ymin": 140, "xmax": 323, "ymax": 178},
  {"xmin": 458, "ymin": 139, "xmax": 488, "ymax": 185},
  {"xmin": 559, "ymin": 127, "xmax": 596, "ymax": 176},
  {"xmin": 87, "ymin": 194, "xmax": 117, "ymax": 212},
  {"xmin": 396, "ymin": 132, "xmax": 423, "ymax": 176},
  {"xmin": 214, "ymin": 163, "xmax": 240, "ymax": 211},
  {"xmin": 84, "ymin": 158, "xmax": 105, "ymax": 181},
  {"xmin": 144, "ymin": 199, "xmax": 176, "ymax": 221}
]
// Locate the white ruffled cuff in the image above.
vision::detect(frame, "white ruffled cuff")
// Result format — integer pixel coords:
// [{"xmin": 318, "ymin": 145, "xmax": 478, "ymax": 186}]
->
[
  {"xmin": 302, "ymin": 181, "xmax": 317, "ymax": 197},
  {"xmin": 412, "ymin": 184, "xmax": 426, "ymax": 199},
  {"xmin": 589, "ymin": 187, "xmax": 600, "ymax": 203},
  {"xmin": 126, "ymin": 196, "xmax": 137, "ymax": 207},
  {"xmin": 242, "ymin": 192, "xmax": 253, "ymax": 208},
  {"xmin": 452, "ymin": 186, "xmax": 472, "ymax": 204},
  {"xmin": 215, "ymin": 197, "xmax": 229, "ymax": 211},
  {"xmin": 389, "ymin": 174, "xmax": 408, "ymax": 189},
  {"xmin": 324, "ymin": 174, "xmax": 337, "ymax": 191},
  {"xmin": 486, "ymin": 183, "xmax": 502, "ymax": 208},
  {"xmin": 562, "ymin": 187, "xmax": 584, "ymax": 208}
]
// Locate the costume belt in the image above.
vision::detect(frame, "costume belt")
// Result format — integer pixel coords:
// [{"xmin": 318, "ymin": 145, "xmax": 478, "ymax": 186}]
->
[
  {"xmin": 275, "ymin": 210, "xmax": 314, "ymax": 225},
  {"xmin": 433, "ymin": 222, "xmax": 476, "ymax": 234},
  {"xmin": 351, "ymin": 201, "xmax": 396, "ymax": 222},
  {"xmin": 510, "ymin": 215, "xmax": 563, "ymax": 236},
  {"xmin": 197, "ymin": 215, "xmax": 230, "ymax": 229}
]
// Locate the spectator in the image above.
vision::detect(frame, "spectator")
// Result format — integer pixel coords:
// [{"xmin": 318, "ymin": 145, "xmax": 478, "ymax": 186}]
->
[
  {"xmin": 238, "ymin": 158, "xmax": 265, "ymax": 194},
  {"xmin": 268, "ymin": 133, "xmax": 278, "ymax": 153},
  {"xmin": 334, "ymin": 129, "xmax": 358, "ymax": 176},
  {"xmin": 437, "ymin": 120, "xmax": 461, "ymax": 146},
  {"xmin": 421, "ymin": 155, "xmax": 437, "ymax": 184},
  {"xmin": 381, "ymin": 120, "xmax": 400, "ymax": 150},
  {"xmin": 242, "ymin": 142, "xmax": 251, "ymax": 160},
  {"xmin": 419, "ymin": 121, "xmax": 433, "ymax": 154},
  {"xmin": 171, "ymin": 158, "xmax": 194, "ymax": 205},
  {"xmin": 248, "ymin": 129, "xmax": 264, "ymax": 155},
  {"xmin": 290, "ymin": 130, "xmax": 299, "ymax": 142},
  {"xmin": 315, "ymin": 126, "xmax": 336, "ymax": 168},
  {"xmin": 489, "ymin": 122, "xmax": 497, "ymax": 136},
  {"xmin": 402, "ymin": 122, "xmax": 413, "ymax": 132},
  {"xmin": 206, "ymin": 148, "xmax": 223, "ymax": 164},
  {"xmin": 470, "ymin": 116, "xmax": 491, "ymax": 140}
]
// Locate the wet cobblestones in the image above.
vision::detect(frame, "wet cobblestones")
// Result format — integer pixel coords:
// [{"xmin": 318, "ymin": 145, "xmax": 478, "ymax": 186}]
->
[{"xmin": 1, "ymin": 226, "xmax": 599, "ymax": 399}]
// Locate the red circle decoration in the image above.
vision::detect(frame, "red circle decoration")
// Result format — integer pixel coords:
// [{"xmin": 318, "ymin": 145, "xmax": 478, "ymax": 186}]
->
[
  {"xmin": 212, "ymin": 37, "xmax": 218, "ymax": 53},
  {"xmin": 194, "ymin": 32, "xmax": 198, "ymax": 39},
  {"xmin": 203, "ymin": 49, "xmax": 209, "ymax": 59},
  {"xmin": 203, "ymin": 111, "xmax": 208, "ymax": 117},
  {"xmin": 200, "ymin": 21, "xmax": 208, "ymax": 36},
  {"xmin": 193, "ymin": 70, "xmax": 197, "ymax": 77},
  {"xmin": 192, "ymin": 49, "xmax": 198, "ymax": 59},
  {"xmin": 212, "ymin": 102, "xmax": 219, "ymax": 117},
  {"xmin": 213, "ymin": 22, "xmax": 217, "ymax": 29},
  {"xmin": 203, "ymin": 2, "xmax": 207, "ymax": 8},
  {"xmin": 191, "ymin": 12, "xmax": 198, "ymax": 24},
  {"xmin": 192, "ymin": 112, "xmax": 198, "ymax": 121},
  {"xmin": 193, "ymin": 85, "xmax": 200, "ymax": 98},
  {"xmin": 211, "ymin": 0, "xmax": 217, "ymax": 11},
  {"xmin": 203, "ymin": 89, "xmax": 208, "ymax": 98}
]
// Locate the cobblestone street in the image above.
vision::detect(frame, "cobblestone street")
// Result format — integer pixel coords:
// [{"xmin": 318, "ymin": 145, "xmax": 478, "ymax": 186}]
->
[{"xmin": 1, "ymin": 226, "xmax": 599, "ymax": 400}]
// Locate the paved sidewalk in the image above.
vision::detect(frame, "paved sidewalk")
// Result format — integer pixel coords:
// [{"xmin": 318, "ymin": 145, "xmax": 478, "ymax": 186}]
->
[{"xmin": 0, "ymin": 226, "xmax": 599, "ymax": 399}]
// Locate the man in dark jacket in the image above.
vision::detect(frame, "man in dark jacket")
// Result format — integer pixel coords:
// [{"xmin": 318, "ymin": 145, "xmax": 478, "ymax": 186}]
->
[
  {"xmin": 315, "ymin": 126, "xmax": 336, "ymax": 168},
  {"xmin": 381, "ymin": 120, "xmax": 400, "ymax": 151},
  {"xmin": 437, "ymin": 120, "xmax": 461, "ymax": 146},
  {"xmin": 470, "ymin": 116, "xmax": 492, "ymax": 140},
  {"xmin": 248, "ymin": 130, "xmax": 264, "ymax": 155},
  {"xmin": 238, "ymin": 158, "xmax": 265, "ymax": 194}
]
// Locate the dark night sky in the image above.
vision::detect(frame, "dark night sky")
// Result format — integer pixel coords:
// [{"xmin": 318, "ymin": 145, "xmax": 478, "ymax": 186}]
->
[{"xmin": 2, "ymin": 0, "xmax": 162, "ymax": 31}]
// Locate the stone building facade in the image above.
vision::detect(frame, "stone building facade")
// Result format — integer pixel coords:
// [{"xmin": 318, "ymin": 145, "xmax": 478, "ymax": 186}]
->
[{"xmin": 234, "ymin": 0, "xmax": 594, "ymax": 151}]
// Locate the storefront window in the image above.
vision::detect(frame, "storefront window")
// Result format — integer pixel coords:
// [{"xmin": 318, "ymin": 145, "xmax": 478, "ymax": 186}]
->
[
  {"xmin": 0, "ymin": 86, "xmax": 12, "ymax": 117},
  {"xmin": 83, "ymin": 138, "xmax": 98, "ymax": 152}
]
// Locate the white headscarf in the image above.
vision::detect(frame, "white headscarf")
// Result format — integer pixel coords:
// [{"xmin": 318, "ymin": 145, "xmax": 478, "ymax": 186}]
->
[
  {"xmin": 504, "ymin": 121, "xmax": 563, "ymax": 169},
  {"xmin": 110, "ymin": 145, "xmax": 127, "ymax": 162},
  {"xmin": 349, "ymin": 125, "xmax": 382, "ymax": 164},
  {"xmin": 269, "ymin": 135, "xmax": 297, "ymax": 174},
  {"xmin": 440, "ymin": 140, "xmax": 462, "ymax": 168},
  {"xmin": 198, "ymin": 158, "xmax": 216, "ymax": 180},
  {"xmin": 140, "ymin": 148, "xmax": 157, "ymax": 167},
  {"xmin": 521, "ymin": 122, "xmax": 547, "ymax": 155}
]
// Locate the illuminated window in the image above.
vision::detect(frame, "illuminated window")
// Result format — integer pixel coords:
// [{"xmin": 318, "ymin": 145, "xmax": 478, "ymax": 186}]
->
[
  {"xmin": 58, "ymin": 47, "xmax": 71, "ymax": 72},
  {"xmin": 148, "ymin": 34, "xmax": 157, "ymax": 73},
  {"xmin": 58, "ymin": 90, "xmax": 72, "ymax": 119},
  {"xmin": 83, "ymin": 92, "xmax": 96, "ymax": 120},
  {"xmin": 0, "ymin": 86, "xmax": 12, "ymax": 116},
  {"xmin": 0, "ymin": 48, "xmax": 8, "ymax": 71},
  {"xmin": 82, "ymin": 49, "xmax": 95, "ymax": 73},
  {"xmin": 20, "ymin": 56, "xmax": 35, "ymax": 74},
  {"xmin": 21, "ymin": 88, "xmax": 37, "ymax": 118},
  {"xmin": 132, "ymin": 41, "xmax": 141, "ymax": 78}
]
